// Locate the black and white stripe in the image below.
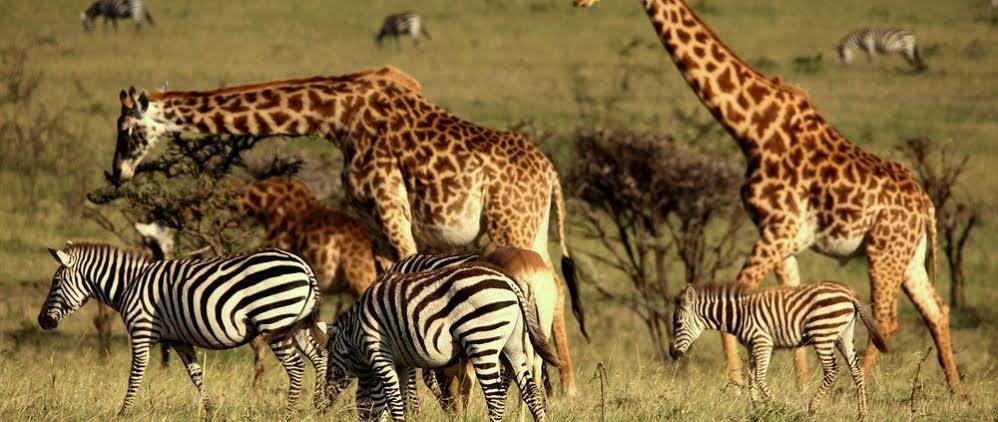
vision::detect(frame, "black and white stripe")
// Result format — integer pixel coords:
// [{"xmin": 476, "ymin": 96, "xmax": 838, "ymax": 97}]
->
[
  {"xmin": 669, "ymin": 281, "xmax": 889, "ymax": 419},
  {"xmin": 837, "ymin": 27, "xmax": 924, "ymax": 68},
  {"xmin": 81, "ymin": 0, "xmax": 155, "ymax": 32},
  {"xmin": 38, "ymin": 242, "xmax": 326, "ymax": 414},
  {"xmin": 325, "ymin": 263, "xmax": 559, "ymax": 421},
  {"xmin": 375, "ymin": 12, "xmax": 431, "ymax": 47}
]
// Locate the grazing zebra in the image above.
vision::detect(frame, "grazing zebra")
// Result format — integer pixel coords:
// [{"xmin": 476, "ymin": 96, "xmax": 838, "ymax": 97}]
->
[
  {"xmin": 325, "ymin": 263, "xmax": 560, "ymax": 421},
  {"xmin": 669, "ymin": 281, "xmax": 889, "ymax": 419},
  {"xmin": 836, "ymin": 27, "xmax": 925, "ymax": 69},
  {"xmin": 37, "ymin": 242, "xmax": 327, "ymax": 415},
  {"xmin": 81, "ymin": 0, "xmax": 155, "ymax": 32},
  {"xmin": 375, "ymin": 12, "xmax": 431, "ymax": 47}
]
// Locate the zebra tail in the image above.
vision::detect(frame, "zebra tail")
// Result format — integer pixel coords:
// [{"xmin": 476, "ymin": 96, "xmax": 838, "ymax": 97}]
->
[
  {"xmin": 421, "ymin": 25, "xmax": 431, "ymax": 40},
  {"xmin": 511, "ymin": 281, "xmax": 562, "ymax": 368},
  {"xmin": 144, "ymin": 10, "xmax": 155, "ymax": 26},
  {"xmin": 552, "ymin": 175, "xmax": 589, "ymax": 342},
  {"xmin": 258, "ymin": 272, "xmax": 323, "ymax": 345},
  {"xmin": 914, "ymin": 45, "xmax": 926, "ymax": 70},
  {"xmin": 855, "ymin": 302, "xmax": 889, "ymax": 353}
]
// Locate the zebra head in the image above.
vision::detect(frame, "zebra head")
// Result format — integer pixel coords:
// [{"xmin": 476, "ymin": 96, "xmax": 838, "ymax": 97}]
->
[
  {"xmin": 669, "ymin": 285, "xmax": 706, "ymax": 360},
  {"xmin": 111, "ymin": 87, "xmax": 169, "ymax": 185},
  {"xmin": 324, "ymin": 316, "xmax": 358, "ymax": 402},
  {"xmin": 837, "ymin": 43, "xmax": 853, "ymax": 65},
  {"xmin": 80, "ymin": 4, "xmax": 99, "ymax": 32},
  {"xmin": 38, "ymin": 245, "xmax": 91, "ymax": 330}
]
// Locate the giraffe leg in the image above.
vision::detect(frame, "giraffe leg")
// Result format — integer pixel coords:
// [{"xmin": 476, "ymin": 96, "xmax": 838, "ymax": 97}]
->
[
  {"xmin": 836, "ymin": 320, "xmax": 868, "ymax": 420},
  {"xmin": 861, "ymin": 232, "xmax": 905, "ymax": 377},
  {"xmin": 808, "ymin": 344, "xmax": 839, "ymax": 415},
  {"xmin": 172, "ymin": 343, "xmax": 215, "ymax": 413},
  {"xmin": 775, "ymin": 255, "xmax": 809, "ymax": 391},
  {"xmin": 729, "ymin": 222, "xmax": 801, "ymax": 385},
  {"xmin": 118, "ymin": 338, "xmax": 151, "ymax": 415},
  {"xmin": 902, "ymin": 261, "xmax": 964, "ymax": 396},
  {"xmin": 269, "ymin": 337, "xmax": 306, "ymax": 412},
  {"xmin": 251, "ymin": 337, "xmax": 268, "ymax": 388}
]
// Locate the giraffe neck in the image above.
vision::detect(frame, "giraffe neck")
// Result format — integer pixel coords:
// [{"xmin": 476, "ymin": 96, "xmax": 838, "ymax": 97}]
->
[
  {"xmin": 146, "ymin": 78, "xmax": 391, "ymax": 149},
  {"xmin": 643, "ymin": 0, "xmax": 780, "ymax": 156}
]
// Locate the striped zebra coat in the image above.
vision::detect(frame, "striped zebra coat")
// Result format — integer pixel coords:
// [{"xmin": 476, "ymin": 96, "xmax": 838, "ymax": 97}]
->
[
  {"xmin": 375, "ymin": 12, "xmax": 430, "ymax": 47},
  {"xmin": 325, "ymin": 263, "xmax": 560, "ymax": 422},
  {"xmin": 669, "ymin": 281, "xmax": 889, "ymax": 419},
  {"xmin": 81, "ymin": 0, "xmax": 155, "ymax": 32},
  {"xmin": 38, "ymin": 242, "xmax": 326, "ymax": 415},
  {"xmin": 837, "ymin": 27, "xmax": 924, "ymax": 69}
]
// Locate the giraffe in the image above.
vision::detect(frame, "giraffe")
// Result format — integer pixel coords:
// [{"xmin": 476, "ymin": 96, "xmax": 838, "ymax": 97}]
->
[
  {"xmin": 108, "ymin": 66, "xmax": 589, "ymax": 348},
  {"xmin": 239, "ymin": 176, "xmax": 377, "ymax": 298},
  {"xmin": 574, "ymin": 0, "xmax": 962, "ymax": 395}
]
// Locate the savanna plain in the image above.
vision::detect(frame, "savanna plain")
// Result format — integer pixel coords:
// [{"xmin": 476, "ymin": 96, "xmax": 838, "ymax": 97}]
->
[{"xmin": 0, "ymin": 0, "xmax": 996, "ymax": 420}]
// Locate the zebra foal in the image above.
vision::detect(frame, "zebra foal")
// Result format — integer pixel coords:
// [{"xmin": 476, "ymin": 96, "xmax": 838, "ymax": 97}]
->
[
  {"xmin": 325, "ymin": 263, "xmax": 560, "ymax": 422},
  {"xmin": 669, "ymin": 281, "xmax": 889, "ymax": 419},
  {"xmin": 37, "ymin": 242, "xmax": 326, "ymax": 415},
  {"xmin": 837, "ymin": 27, "xmax": 924, "ymax": 69},
  {"xmin": 375, "ymin": 12, "xmax": 431, "ymax": 47}
]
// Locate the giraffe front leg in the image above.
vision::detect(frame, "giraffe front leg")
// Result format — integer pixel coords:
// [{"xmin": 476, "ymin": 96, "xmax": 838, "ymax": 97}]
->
[
  {"xmin": 372, "ymin": 178, "xmax": 418, "ymax": 262},
  {"xmin": 172, "ymin": 343, "xmax": 215, "ymax": 414},
  {"xmin": 118, "ymin": 339, "xmax": 152, "ymax": 415}
]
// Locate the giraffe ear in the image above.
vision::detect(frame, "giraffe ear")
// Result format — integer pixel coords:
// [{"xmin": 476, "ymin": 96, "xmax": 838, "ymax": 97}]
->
[
  {"xmin": 119, "ymin": 90, "xmax": 134, "ymax": 108},
  {"xmin": 137, "ymin": 92, "xmax": 150, "ymax": 112}
]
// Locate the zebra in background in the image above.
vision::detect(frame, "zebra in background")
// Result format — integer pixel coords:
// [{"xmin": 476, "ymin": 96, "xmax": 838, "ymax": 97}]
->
[
  {"xmin": 325, "ymin": 264, "xmax": 560, "ymax": 422},
  {"xmin": 38, "ymin": 242, "xmax": 327, "ymax": 415},
  {"xmin": 81, "ymin": 0, "xmax": 155, "ymax": 32},
  {"xmin": 669, "ymin": 281, "xmax": 889, "ymax": 419},
  {"xmin": 837, "ymin": 27, "xmax": 925, "ymax": 69},
  {"xmin": 375, "ymin": 12, "xmax": 431, "ymax": 47}
]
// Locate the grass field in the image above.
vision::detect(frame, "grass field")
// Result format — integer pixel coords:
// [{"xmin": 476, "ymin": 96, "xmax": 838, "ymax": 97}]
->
[{"xmin": 1, "ymin": 0, "xmax": 996, "ymax": 420}]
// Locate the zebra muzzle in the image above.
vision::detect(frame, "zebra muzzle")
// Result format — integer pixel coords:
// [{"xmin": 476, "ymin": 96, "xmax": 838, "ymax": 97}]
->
[
  {"xmin": 38, "ymin": 313, "xmax": 58, "ymax": 330},
  {"xmin": 669, "ymin": 344, "xmax": 683, "ymax": 360}
]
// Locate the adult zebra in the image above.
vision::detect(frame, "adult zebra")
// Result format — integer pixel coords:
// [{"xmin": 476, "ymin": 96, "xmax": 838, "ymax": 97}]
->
[
  {"xmin": 325, "ymin": 263, "xmax": 560, "ymax": 422},
  {"xmin": 669, "ymin": 281, "xmax": 889, "ymax": 419},
  {"xmin": 37, "ymin": 242, "xmax": 326, "ymax": 415},
  {"xmin": 375, "ymin": 12, "xmax": 431, "ymax": 47},
  {"xmin": 81, "ymin": 0, "xmax": 155, "ymax": 32},
  {"xmin": 837, "ymin": 27, "xmax": 925, "ymax": 69}
]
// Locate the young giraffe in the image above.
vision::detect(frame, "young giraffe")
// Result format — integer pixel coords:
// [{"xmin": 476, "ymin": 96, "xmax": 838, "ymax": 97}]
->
[
  {"xmin": 575, "ymin": 0, "xmax": 962, "ymax": 394},
  {"xmin": 238, "ymin": 176, "xmax": 377, "ymax": 385},
  {"xmin": 109, "ymin": 66, "xmax": 589, "ymax": 342}
]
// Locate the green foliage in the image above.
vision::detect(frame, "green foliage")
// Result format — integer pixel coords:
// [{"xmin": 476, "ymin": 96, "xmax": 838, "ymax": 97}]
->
[{"xmin": 791, "ymin": 53, "xmax": 823, "ymax": 74}]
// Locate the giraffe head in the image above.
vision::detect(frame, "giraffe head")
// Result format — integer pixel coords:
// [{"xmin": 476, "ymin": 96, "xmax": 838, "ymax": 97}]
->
[{"xmin": 111, "ymin": 87, "xmax": 174, "ymax": 184}]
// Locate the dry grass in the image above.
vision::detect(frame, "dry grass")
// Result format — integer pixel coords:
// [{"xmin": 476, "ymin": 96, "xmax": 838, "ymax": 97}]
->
[{"xmin": 0, "ymin": 0, "xmax": 996, "ymax": 420}]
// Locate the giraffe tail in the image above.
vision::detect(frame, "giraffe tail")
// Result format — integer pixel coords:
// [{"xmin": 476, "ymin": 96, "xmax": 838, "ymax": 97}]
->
[
  {"xmin": 855, "ymin": 302, "xmax": 889, "ymax": 353},
  {"xmin": 926, "ymin": 202, "xmax": 939, "ymax": 287},
  {"xmin": 551, "ymin": 174, "xmax": 590, "ymax": 342}
]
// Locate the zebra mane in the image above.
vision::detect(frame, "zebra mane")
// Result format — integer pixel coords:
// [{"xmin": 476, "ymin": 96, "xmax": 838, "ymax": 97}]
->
[
  {"xmin": 689, "ymin": 282, "xmax": 750, "ymax": 296},
  {"xmin": 64, "ymin": 241, "xmax": 143, "ymax": 257}
]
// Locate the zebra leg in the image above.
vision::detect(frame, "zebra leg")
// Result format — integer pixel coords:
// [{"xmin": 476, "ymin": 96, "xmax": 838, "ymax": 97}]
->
[
  {"xmin": 749, "ymin": 340, "xmax": 774, "ymax": 401},
  {"xmin": 369, "ymin": 356, "xmax": 406, "ymax": 421},
  {"xmin": 468, "ymin": 352, "xmax": 508, "ymax": 422},
  {"xmin": 774, "ymin": 255, "xmax": 809, "ymax": 391},
  {"xmin": 808, "ymin": 344, "xmax": 840, "ymax": 414},
  {"xmin": 172, "ymin": 343, "xmax": 215, "ymax": 413},
  {"xmin": 421, "ymin": 369, "xmax": 446, "ymax": 408},
  {"xmin": 269, "ymin": 338, "xmax": 306, "ymax": 411},
  {"xmin": 836, "ymin": 322, "xmax": 867, "ymax": 419},
  {"xmin": 292, "ymin": 329, "xmax": 329, "ymax": 410},
  {"xmin": 505, "ymin": 351, "xmax": 546, "ymax": 422},
  {"xmin": 160, "ymin": 343, "xmax": 170, "ymax": 369},
  {"xmin": 356, "ymin": 374, "xmax": 376, "ymax": 421},
  {"xmin": 117, "ymin": 339, "xmax": 151, "ymax": 415},
  {"xmin": 403, "ymin": 368, "xmax": 421, "ymax": 415}
]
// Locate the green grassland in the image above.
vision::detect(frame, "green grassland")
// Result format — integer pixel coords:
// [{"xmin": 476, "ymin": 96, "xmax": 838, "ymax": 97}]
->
[{"xmin": 1, "ymin": 0, "xmax": 996, "ymax": 420}]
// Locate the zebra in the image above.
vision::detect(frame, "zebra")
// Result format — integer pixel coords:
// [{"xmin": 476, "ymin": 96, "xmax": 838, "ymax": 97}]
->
[
  {"xmin": 375, "ymin": 12, "xmax": 431, "ymax": 47},
  {"xmin": 81, "ymin": 0, "xmax": 155, "ymax": 32},
  {"xmin": 37, "ymin": 242, "xmax": 327, "ymax": 415},
  {"xmin": 669, "ymin": 281, "xmax": 889, "ymax": 419},
  {"xmin": 325, "ymin": 263, "xmax": 560, "ymax": 421},
  {"xmin": 836, "ymin": 27, "xmax": 925, "ymax": 69}
]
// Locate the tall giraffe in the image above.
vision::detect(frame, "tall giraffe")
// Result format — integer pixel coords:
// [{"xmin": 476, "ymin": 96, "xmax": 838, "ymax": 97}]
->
[
  {"xmin": 576, "ymin": 0, "xmax": 962, "ymax": 394},
  {"xmin": 109, "ymin": 66, "xmax": 589, "ymax": 341}
]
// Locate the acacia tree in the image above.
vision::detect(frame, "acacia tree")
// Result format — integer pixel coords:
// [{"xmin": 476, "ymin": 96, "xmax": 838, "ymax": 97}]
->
[
  {"xmin": 897, "ymin": 138, "xmax": 982, "ymax": 308},
  {"xmin": 568, "ymin": 129, "xmax": 746, "ymax": 360}
]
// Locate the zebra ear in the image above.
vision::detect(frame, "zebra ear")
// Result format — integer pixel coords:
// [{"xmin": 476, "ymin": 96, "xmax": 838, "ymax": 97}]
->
[
  {"xmin": 682, "ymin": 285, "xmax": 696, "ymax": 304},
  {"xmin": 48, "ymin": 248, "xmax": 72, "ymax": 267}
]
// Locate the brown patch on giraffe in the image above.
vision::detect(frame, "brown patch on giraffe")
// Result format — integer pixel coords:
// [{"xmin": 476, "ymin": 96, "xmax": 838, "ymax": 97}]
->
[
  {"xmin": 270, "ymin": 111, "xmax": 291, "ymax": 128},
  {"xmin": 717, "ymin": 67, "xmax": 736, "ymax": 93},
  {"xmin": 746, "ymin": 83, "xmax": 771, "ymax": 104},
  {"xmin": 258, "ymin": 90, "xmax": 281, "ymax": 109}
]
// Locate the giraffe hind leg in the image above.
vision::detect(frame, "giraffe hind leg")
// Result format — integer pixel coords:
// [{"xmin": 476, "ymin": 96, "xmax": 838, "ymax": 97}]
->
[{"xmin": 903, "ymin": 262, "xmax": 964, "ymax": 396}]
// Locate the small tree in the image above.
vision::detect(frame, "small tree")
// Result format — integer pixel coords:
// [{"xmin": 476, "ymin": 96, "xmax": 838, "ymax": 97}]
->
[
  {"xmin": 568, "ymin": 129, "xmax": 746, "ymax": 360},
  {"xmin": 897, "ymin": 138, "xmax": 981, "ymax": 308}
]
